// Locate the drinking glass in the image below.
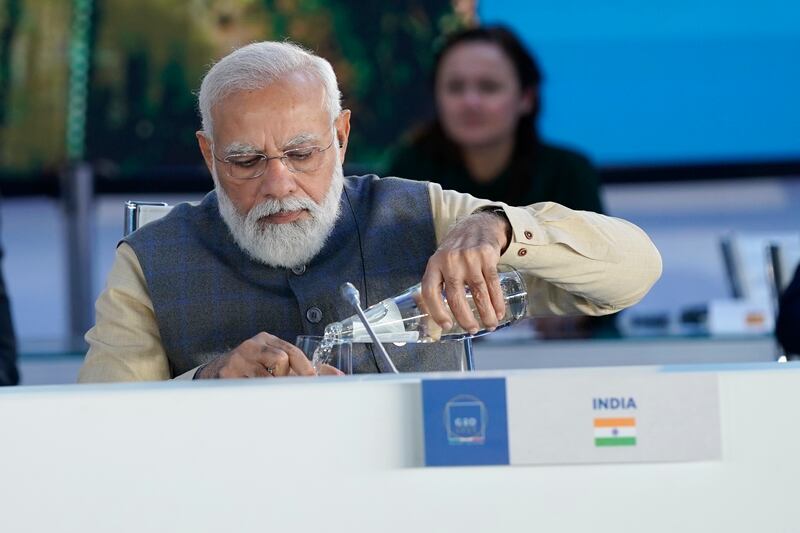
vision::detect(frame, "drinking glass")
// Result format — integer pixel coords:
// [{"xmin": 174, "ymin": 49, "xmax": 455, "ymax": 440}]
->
[{"xmin": 295, "ymin": 335, "xmax": 353, "ymax": 375}]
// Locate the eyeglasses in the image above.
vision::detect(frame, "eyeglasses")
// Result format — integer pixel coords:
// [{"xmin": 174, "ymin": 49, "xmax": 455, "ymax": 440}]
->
[{"xmin": 213, "ymin": 133, "xmax": 336, "ymax": 181}]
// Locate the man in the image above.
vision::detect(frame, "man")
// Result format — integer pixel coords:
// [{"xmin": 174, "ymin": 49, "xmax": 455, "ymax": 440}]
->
[
  {"xmin": 0, "ymin": 236, "xmax": 18, "ymax": 386},
  {"xmin": 776, "ymin": 265, "xmax": 800, "ymax": 356},
  {"xmin": 79, "ymin": 41, "xmax": 661, "ymax": 382}
]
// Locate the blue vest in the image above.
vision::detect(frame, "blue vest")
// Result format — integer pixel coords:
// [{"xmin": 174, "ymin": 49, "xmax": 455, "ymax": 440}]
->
[{"xmin": 123, "ymin": 175, "xmax": 464, "ymax": 376}]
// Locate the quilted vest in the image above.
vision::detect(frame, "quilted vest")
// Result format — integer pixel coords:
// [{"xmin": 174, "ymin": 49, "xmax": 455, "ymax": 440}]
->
[{"xmin": 123, "ymin": 175, "xmax": 465, "ymax": 376}]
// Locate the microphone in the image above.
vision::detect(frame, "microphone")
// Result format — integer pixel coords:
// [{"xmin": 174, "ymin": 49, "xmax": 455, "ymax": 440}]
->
[
  {"xmin": 339, "ymin": 282, "xmax": 361, "ymax": 308},
  {"xmin": 339, "ymin": 282, "xmax": 399, "ymax": 374}
]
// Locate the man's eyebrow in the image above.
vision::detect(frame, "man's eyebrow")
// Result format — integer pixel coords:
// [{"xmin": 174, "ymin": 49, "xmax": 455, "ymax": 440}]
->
[
  {"xmin": 282, "ymin": 133, "xmax": 320, "ymax": 149},
  {"xmin": 222, "ymin": 142, "xmax": 261, "ymax": 157}
]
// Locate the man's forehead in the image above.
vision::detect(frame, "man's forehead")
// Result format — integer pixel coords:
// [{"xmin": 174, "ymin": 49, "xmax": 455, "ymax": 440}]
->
[
  {"xmin": 212, "ymin": 75, "xmax": 330, "ymax": 150},
  {"xmin": 214, "ymin": 72, "xmax": 327, "ymax": 118}
]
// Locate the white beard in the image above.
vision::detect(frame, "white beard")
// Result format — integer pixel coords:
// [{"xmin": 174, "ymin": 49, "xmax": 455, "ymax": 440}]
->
[{"xmin": 215, "ymin": 164, "xmax": 344, "ymax": 268}]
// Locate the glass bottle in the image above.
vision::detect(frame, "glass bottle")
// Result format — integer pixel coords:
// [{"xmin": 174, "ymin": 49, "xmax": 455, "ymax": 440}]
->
[{"xmin": 326, "ymin": 266, "xmax": 527, "ymax": 344}]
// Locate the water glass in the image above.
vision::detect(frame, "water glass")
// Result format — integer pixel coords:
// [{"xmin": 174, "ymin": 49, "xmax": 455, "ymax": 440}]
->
[{"xmin": 295, "ymin": 335, "xmax": 353, "ymax": 375}]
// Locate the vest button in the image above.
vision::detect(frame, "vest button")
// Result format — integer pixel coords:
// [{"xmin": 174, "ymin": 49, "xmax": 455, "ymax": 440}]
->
[
  {"xmin": 524, "ymin": 230, "xmax": 533, "ymax": 240},
  {"xmin": 291, "ymin": 265, "xmax": 306, "ymax": 275},
  {"xmin": 306, "ymin": 307, "xmax": 323, "ymax": 323},
  {"xmin": 517, "ymin": 248, "xmax": 527, "ymax": 257}
]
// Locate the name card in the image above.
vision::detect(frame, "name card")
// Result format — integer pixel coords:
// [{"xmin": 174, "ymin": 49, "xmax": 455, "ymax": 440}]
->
[
  {"xmin": 421, "ymin": 371, "xmax": 721, "ymax": 467},
  {"xmin": 422, "ymin": 378, "xmax": 509, "ymax": 467}
]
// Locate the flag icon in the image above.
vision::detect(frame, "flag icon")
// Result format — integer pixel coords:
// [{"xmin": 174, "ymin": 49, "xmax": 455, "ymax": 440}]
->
[{"xmin": 594, "ymin": 417, "xmax": 636, "ymax": 447}]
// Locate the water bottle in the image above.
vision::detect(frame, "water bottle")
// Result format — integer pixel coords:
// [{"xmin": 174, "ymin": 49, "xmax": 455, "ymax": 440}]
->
[{"xmin": 325, "ymin": 266, "xmax": 527, "ymax": 344}]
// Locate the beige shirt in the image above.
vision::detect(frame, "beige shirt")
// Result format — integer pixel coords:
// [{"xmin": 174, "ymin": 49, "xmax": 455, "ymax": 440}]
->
[{"xmin": 79, "ymin": 183, "xmax": 662, "ymax": 382}]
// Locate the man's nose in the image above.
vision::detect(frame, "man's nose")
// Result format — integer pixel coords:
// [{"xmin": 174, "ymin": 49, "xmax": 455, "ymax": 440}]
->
[{"xmin": 257, "ymin": 157, "xmax": 297, "ymax": 198}]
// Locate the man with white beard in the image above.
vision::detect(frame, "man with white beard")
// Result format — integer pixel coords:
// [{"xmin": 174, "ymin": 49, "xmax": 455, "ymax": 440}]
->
[{"xmin": 79, "ymin": 41, "xmax": 662, "ymax": 382}]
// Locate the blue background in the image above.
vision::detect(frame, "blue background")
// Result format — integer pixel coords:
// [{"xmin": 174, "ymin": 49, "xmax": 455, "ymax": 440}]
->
[
  {"xmin": 481, "ymin": 0, "xmax": 800, "ymax": 166},
  {"xmin": 422, "ymin": 378, "xmax": 510, "ymax": 467}
]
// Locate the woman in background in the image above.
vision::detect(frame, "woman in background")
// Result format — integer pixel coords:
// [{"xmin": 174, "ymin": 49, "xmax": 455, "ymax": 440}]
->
[
  {"xmin": 387, "ymin": 25, "xmax": 614, "ymax": 339},
  {"xmin": 387, "ymin": 25, "xmax": 603, "ymax": 213}
]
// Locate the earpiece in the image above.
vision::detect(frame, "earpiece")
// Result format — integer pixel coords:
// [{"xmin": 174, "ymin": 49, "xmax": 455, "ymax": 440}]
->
[{"xmin": 342, "ymin": 186, "xmax": 379, "ymax": 371}]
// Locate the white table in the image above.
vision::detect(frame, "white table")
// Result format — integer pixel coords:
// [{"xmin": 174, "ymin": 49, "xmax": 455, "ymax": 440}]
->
[{"xmin": 1, "ymin": 363, "xmax": 799, "ymax": 532}]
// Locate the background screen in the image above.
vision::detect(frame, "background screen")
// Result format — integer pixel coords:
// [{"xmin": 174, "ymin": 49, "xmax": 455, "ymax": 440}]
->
[
  {"xmin": 0, "ymin": 0, "xmax": 454, "ymax": 185},
  {"xmin": 481, "ymin": 0, "xmax": 800, "ymax": 167},
  {"xmin": 1, "ymin": 1, "xmax": 798, "ymax": 188}
]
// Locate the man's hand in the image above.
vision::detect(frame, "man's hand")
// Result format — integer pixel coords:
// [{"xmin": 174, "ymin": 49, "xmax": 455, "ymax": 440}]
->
[
  {"xmin": 196, "ymin": 332, "xmax": 316, "ymax": 379},
  {"xmin": 421, "ymin": 210, "xmax": 511, "ymax": 334}
]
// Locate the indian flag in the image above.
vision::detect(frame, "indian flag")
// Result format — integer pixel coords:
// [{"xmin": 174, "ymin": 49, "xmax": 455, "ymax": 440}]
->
[{"xmin": 594, "ymin": 417, "xmax": 636, "ymax": 447}]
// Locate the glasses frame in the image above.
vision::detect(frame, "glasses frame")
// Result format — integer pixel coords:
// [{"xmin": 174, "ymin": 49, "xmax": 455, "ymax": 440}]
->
[{"xmin": 212, "ymin": 129, "xmax": 337, "ymax": 181}]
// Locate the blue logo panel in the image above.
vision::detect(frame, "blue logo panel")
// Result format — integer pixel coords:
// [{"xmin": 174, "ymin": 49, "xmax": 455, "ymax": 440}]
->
[{"xmin": 422, "ymin": 378, "xmax": 510, "ymax": 467}]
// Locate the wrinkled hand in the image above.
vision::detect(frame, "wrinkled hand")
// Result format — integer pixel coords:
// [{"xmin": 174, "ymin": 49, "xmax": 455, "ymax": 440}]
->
[
  {"xmin": 421, "ymin": 211, "xmax": 511, "ymax": 334},
  {"xmin": 317, "ymin": 364, "xmax": 345, "ymax": 376},
  {"xmin": 196, "ymin": 332, "xmax": 316, "ymax": 379}
]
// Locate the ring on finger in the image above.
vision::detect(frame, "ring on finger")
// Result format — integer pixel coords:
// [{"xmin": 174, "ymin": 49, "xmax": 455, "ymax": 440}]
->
[{"xmin": 266, "ymin": 366, "xmax": 276, "ymax": 377}]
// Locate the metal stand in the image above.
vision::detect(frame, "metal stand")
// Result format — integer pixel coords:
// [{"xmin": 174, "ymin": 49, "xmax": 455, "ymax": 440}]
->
[
  {"xmin": 62, "ymin": 162, "xmax": 93, "ymax": 347},
  {"xmin": 340, "ymin": 282, "xmax": 399, "ymax": 373},
  {"xmin": 463, "ymin": 337, "xmax": 475, "ymax": 371}
]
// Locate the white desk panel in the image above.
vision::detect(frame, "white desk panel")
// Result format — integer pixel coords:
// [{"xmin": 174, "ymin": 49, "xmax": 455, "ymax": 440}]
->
[{"xmin": 1, "ymin": 364, "xmax": 798, "ymax": 533}]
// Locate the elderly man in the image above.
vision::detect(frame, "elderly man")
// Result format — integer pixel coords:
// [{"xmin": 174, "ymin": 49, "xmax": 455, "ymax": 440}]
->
[{"xmin": 79, "ymin": 41, "xmax": 661, "ymax": 382}]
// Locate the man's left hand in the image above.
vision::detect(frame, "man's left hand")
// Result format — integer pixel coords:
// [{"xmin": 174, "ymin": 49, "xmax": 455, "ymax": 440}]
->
[{"xmin": 421, "ymin": 210, "xmax": 511, "ymax": 334}]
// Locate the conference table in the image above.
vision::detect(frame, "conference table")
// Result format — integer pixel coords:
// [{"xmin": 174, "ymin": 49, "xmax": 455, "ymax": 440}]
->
[{"xmin": 1, "ymin": 360, "xmax": 798, "ymax": 532}]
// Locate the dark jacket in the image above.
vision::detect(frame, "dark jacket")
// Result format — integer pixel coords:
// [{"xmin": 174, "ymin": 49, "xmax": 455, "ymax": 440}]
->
[
  {"xmin": 776, "ymin": 265, "xmax": 800, "ymax": 355},
  {"xmin": 0, "ymin": 243, "xmax": 19, "ymax": 386},
  {"xmin": 387, "ymin": 137, "xmax": 603, "ymax": 212},
  {"xmin": 123, "ymin": 176, "xmax": 465, "ymax": 375}
]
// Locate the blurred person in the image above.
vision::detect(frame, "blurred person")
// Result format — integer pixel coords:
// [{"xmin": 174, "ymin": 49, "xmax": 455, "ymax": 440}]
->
[
  {"xmin": 0, "ymin": 209, "xmax": 19, "ymax": 386},
  {"xmin": 776, "ymin": 265, "xmax": 800, "ymax": 356},
  {"xmin": 387, "ymin": 25, "xmax": 602, "ymax": 212},
  {"xmin": 78, "ymin": 41, "xmax": 661, "ymax": 382},
  {"xmin": 387, "ymin": 25, "xmax": 612, "ymax": 338}
]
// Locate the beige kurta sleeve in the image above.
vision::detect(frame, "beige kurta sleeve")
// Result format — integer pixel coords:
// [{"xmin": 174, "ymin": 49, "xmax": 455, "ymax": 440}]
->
[
  {"xmin": 78, "ymin": 243, "xmax": 197, "ymax": 382},
  {"xmin": 427, "ymin": 182, "xmax": 662, "ymax": 316}
]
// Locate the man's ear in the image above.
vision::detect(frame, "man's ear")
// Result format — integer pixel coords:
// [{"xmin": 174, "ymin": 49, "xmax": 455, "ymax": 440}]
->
[
  {"xmin": 335, "ymin": 110, "xmax": 352, "ymax": 161},
  {"xmin": 196, "ymin": 131, "xmax": 215, "ymax": 175}
]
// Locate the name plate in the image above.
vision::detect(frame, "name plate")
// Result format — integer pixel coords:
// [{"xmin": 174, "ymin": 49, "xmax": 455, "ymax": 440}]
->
[
  {"xmin": 422, "ymin": 378, "xmax": 510, "ymax": 467},
  {"xmin": 421, "ymin": 371, "xmax": 721, "ymax": 467}
]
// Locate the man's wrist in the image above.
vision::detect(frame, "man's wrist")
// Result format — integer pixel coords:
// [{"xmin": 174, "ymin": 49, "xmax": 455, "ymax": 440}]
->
[
  {"xmin": 194, "ymin": 363, "xmax": 209, "ymax": 379},
  {"xmin": 478, "ymin": 207, "xmax": 512, "ymax": 254},
  {"xmin": 194, "ymin": 357, "xmax": 220, "ymax": 379}
]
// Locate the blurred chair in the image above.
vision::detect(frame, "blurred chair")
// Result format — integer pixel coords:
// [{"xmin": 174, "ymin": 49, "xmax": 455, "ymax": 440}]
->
[
  {"xmin": 720, "ymin": 232, "xmax": 800, "ymax": 305},
  {"xmin": 123, "ymin": 201, "xmax": 173, "ymax": 236},
  {"xmin": 714, "ymin": 232, "xmax": 800, "ymax": 342},
  {"xmin": 722, "ymin": 233, "xmax": 800, "ymax": 360},
  {"xmin": 767, "ymin": 242, "xmax": 800, "ymax": 301}
]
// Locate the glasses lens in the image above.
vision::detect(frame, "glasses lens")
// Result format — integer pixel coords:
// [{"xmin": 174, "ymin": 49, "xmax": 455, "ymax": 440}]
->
[
  {"xmin": 284, "ymin": 147, "xmax": 325, "ymax": 173},
  {"xmin": 226, "ymin": 154, "xmax": 266, "ymax": 180}
]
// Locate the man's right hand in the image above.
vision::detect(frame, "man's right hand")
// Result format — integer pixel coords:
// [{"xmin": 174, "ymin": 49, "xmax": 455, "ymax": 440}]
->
[{"xmin": 195, "ymin": 332, "xmax": 316, "ymax": 379}]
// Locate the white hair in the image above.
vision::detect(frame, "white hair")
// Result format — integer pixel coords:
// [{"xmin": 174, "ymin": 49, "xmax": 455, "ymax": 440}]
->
[{"xmin": 198, "ymin": 41, "xmax": 342, "ymax": 136}]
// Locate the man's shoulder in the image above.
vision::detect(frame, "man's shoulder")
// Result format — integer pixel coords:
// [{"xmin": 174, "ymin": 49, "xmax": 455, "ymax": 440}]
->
[
  {"xmin": 344, "ymin": 174, "xmax": 430, "ymax": 195},
  {"xmin": 344, "ymin": 175, "xmax": 433, "ymax": 221},
  {"xmin": 123, "ymin": 192, "xmax": 217, "ymax": 245}
]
